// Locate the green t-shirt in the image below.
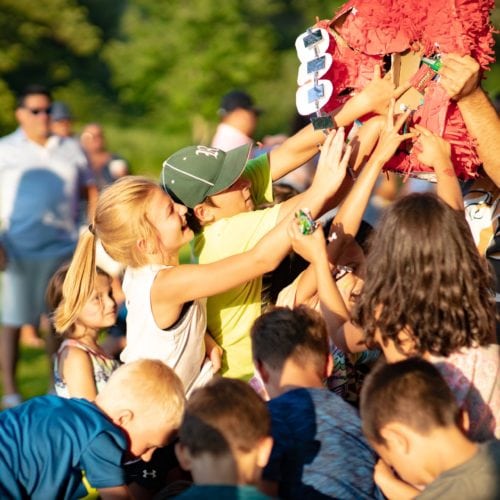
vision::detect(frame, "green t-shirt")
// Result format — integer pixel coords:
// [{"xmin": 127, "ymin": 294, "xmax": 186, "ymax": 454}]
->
[
  {"xmin": 416, "ymin": 440, "xmax": 500, "ymax": 500},
  {"xmin": 193, "ymin": 154, "xmax": 280, "ymax": 380}
]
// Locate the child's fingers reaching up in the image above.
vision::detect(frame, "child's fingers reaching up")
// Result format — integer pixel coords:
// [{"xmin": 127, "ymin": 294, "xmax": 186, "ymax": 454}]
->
[
  {"xmin": 314, "ymin": 127, "xmax": 352, "ymax": 195},
  {"xmin": 288, "ymin": 217, "xmax": 326, "ymax": 265},
  {"xmin": 413, "ymin": 124, "xmax": 452, "ymax": 171},
  {"xmin": 371, "ymin": 99, "xmax": 416, "ymax": 166},
  {"xmin": 358, "ymin": 65, "xmax": 395, "ymax": 115}
]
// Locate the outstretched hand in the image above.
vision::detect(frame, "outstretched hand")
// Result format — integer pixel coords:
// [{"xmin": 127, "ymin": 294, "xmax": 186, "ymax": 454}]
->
[
  {"xmin": 439, "ymin": 54, "xmax": 480, "ymax": 101},
  {"xmin": 371, "ymin": 99, "xmax": 416, "ymax": 166},
  {"xmin": 288, "ymin": 217, "xmax": 326, "ymax": 266},
  {"xmin": 413, "ymin": 124, "xmax": 453, "ymax": 172},
  {"xmin": 357, "ymin": 65, "xmax": 411, "ymax": 116},
  {"xmin": 313, "ymin": 127, "xmax": 352, "ymax": 196}
]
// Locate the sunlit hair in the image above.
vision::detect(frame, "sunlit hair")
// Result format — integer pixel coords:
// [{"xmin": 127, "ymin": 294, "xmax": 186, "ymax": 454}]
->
[
  {"xmin": 96, "ymin": 359, "xmax": 185, "ymax": 426},
  {"xmin": 360, "ymin": 358, "xmax": 460, "ymax": 445},
  {"xmin": 54, "ymin": 176, "xmax": 163, "ymax": 333},
  {"xmin": 48, "ymin": 263, "xmax": 110, "ymax": 335},
  {"xmin": 353, "ymin": 193, "xmax": 495, "ymax": 357},
  {"xmin": 179, "ymin": 377, "xmax": 270, "ymax": 457},
  {"xmin": 251, "ymin": 305, "xmax": 329, "ymax": 376}
]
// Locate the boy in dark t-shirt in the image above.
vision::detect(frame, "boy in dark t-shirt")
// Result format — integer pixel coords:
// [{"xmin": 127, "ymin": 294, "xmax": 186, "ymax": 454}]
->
[{"xmin": 251, "ymin": 305, "xmax": 380, "ymax": 499}]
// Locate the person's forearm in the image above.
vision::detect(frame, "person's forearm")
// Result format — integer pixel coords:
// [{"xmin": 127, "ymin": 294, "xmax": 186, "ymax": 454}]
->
[
  {"xmin": 270, "ymin": 99, "xmax": 374, "ymax": 182},
  {"xmin": 434, "ymin": 159, "xmax": 463, "ymax": 210},
  {"xmin": 315, "ymin": 254, "xmax": 350, "ymax": 332},
  {"xmin": 458, "ymin": 88, "xmax": 500, "ymax": 186},
  {"xmin": 328, "ymin": 156, "xmax": 384, "ymax": 264}
]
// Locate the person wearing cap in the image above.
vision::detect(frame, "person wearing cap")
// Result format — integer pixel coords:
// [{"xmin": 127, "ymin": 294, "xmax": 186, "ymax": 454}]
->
[
  {"xmin": 161, "ymin": 70, "xmax": 411, "ymax": 381},
  {"xmin": 211, "ymin": 90, "xmax": 262, "ymax": 152},
  {"xmin": 50, "ymin": 101, "xmax": 75, "ymax": 138}
]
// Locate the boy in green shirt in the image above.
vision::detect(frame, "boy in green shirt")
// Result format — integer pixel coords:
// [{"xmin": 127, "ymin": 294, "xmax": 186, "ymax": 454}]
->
[{"xmin": 360, "ymin": 358, "xmax": 500, "ymax": 500}]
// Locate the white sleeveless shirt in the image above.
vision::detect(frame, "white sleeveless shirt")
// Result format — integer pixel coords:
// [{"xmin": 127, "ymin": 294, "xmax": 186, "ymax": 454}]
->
[{"xmin": 121, "ymin": 264, "xmax": 213, "ymax": 395}]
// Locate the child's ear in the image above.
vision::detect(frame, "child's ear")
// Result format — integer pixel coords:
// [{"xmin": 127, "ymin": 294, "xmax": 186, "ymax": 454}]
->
[
  {"xmin": 115, "ymin": 409, "xmax": 133, "ymax": 428},
  {"xmin": 136, "ymin": 238, "xmax": 155, "ymax": 255},
  {"xmin": 175, "ymin": 442, "xmax": 192, "ymax": 471},
  {"xmin": 380, "ymin": 422, "xmax": 411, "ymax": 455},
  {"xmin": 193, "ymin": 203, "xmax": 215, "ymax": 224},
  {"xmin": 256, "ymin": 436, "xmax": 274, "ymax": 469},
  {"xmin": 458, "ymin": 408, "xmax": 470, "ymax": 433}
]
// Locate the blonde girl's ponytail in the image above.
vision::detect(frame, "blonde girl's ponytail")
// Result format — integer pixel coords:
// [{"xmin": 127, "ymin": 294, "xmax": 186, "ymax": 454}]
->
[{"xmin": 53, "ymin": 227, "xmax": 97, "ymax": 333}]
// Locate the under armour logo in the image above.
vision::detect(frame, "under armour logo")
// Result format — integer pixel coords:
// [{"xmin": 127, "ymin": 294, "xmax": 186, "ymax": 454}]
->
[
  {"xmin": 142, "ymin": 469, "xmax": 157, "ymax": 479},
  {"xmin": 195, "ymin": 146, "xmax": 219, "ymax": 158}
]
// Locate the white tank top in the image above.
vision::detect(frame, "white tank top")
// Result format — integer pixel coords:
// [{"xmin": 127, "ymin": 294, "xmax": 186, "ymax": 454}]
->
[{"xmin": 121, "ymin": 264, "xmax": 213, "ymax": 395}]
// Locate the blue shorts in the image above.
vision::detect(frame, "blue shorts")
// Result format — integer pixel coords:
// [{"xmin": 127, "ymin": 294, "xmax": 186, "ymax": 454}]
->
[{"xmin": 1, "ymin": 255, "xmax": 72, "ymax": 326}]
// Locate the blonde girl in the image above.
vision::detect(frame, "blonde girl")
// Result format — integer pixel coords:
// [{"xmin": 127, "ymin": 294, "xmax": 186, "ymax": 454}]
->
[{"xmin": 47, "ymin": 264, "xmax": 120, "ymax": 400}]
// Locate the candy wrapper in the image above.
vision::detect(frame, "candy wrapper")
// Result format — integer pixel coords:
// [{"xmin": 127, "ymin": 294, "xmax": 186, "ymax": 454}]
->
[{"xmin": 295, "ymin": 209, "xmax": 318, "ymax": 235}]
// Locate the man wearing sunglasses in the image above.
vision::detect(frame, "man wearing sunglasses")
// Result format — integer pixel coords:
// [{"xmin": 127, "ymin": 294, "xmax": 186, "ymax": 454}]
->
[{"xmin": 0, "ymin": 85, "xmax": 95, "ymax": 408}]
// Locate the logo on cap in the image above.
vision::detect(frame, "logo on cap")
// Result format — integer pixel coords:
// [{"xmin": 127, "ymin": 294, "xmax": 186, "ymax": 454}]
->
[{"xmin": 195, "ymin": 146, "xmax": 219, "ymax": 158}]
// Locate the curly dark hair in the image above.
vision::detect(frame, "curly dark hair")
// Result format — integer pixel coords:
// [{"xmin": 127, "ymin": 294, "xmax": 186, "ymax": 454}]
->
[{"xmin": 352, "ymin": 193, "xmax": 496, "ymax": 357}]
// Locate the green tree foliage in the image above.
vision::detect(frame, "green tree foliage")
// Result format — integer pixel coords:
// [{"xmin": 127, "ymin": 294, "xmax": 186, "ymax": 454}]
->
[
  {"xmin": 0, "ymin": 0, "xmax": 101, "ymax": 133},
  {"xmin": 102, "ymin": 0, "xmax": 283, "ymax": 133}
]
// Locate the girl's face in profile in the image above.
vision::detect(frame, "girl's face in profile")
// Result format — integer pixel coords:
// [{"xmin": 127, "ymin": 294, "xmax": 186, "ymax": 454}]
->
[
  {"xmin": 77, "ymin": 274, "xmax": 117, "ymax": 331},
  {"xmin": 146, "ymin": 188, "xmax": 194, "ymax": 258}
]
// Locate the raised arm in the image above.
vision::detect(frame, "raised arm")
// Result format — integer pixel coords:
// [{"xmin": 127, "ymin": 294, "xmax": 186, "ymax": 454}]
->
[
  {"xmin": 328, "ymin": 102, "xmax": 414, "ymax": 261},
  {"xmin": 269, "ymin": 66, "xmax": 410, "ymax": 181},
  {"xmin": 413, "ymin": 124, "xmax": 463, "ymax": 210},
  {"xmin": 276, "ymin": 126, "xmax": 352, "ymax": 222},
  {"xmin": 291, "ymin": 103, "xmax": 416, "ymax": 352},
  {"xmin": 439, "ymin": 54, "xmax": 500, "ymax": 186},
  {"xmin": 288, "ymin": 220, "xmax": 349, "ymax": 334}
]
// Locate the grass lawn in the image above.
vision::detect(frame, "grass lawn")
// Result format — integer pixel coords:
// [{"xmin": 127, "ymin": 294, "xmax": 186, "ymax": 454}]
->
[
  {"xmin": 0, "ymin": 344, "xmax": 51, "ymax": 407},
  {"xmin": 16, "ymin": 344, "xmax": 51, "ymax": 400}
]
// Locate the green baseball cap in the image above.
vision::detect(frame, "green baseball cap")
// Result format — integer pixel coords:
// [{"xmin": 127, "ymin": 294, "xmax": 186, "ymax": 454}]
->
[{"xmin": 161, "ymin": 144, "xmax": 251, "ymax": 208}]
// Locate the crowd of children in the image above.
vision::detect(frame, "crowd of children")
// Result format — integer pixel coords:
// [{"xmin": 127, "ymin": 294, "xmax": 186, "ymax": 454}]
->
[{"xmin": 0, "ymin": 47, "xmax": 499, "ymax": 499}]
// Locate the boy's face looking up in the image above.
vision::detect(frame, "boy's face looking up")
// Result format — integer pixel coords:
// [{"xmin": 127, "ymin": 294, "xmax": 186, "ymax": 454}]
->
[{"xmin": 198, "ymin": 176, "xmax": 254, "ymax": 222}]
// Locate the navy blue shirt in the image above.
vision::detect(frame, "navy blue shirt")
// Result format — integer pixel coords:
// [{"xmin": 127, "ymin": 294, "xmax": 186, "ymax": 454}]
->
[{"xmin": 263, "ymin": 388, "xmax": 381, "ymax": 499}]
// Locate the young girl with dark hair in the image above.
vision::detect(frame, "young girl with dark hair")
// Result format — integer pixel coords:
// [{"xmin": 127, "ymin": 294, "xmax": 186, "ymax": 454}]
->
[{"xmin": 353, "ymin": 186, "xmax": 498, "ymax": 441}]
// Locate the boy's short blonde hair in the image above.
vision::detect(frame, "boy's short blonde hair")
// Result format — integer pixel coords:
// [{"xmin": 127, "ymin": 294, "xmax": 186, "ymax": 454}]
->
[{"xmin": 98, "ymin": 359, "xmax": 186, "ymax": 427}]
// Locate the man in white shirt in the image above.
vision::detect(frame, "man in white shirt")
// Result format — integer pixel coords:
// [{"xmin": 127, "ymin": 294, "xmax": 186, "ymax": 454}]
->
[{"xmin": 0, "ymin": 85, "xmax": 94, "ymax": 407}]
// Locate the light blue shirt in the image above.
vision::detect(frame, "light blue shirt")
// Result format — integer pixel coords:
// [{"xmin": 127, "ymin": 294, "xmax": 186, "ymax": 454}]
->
[{"xmin": 0, "ymin": 129, "xmax": 93, "ymax": 258}]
